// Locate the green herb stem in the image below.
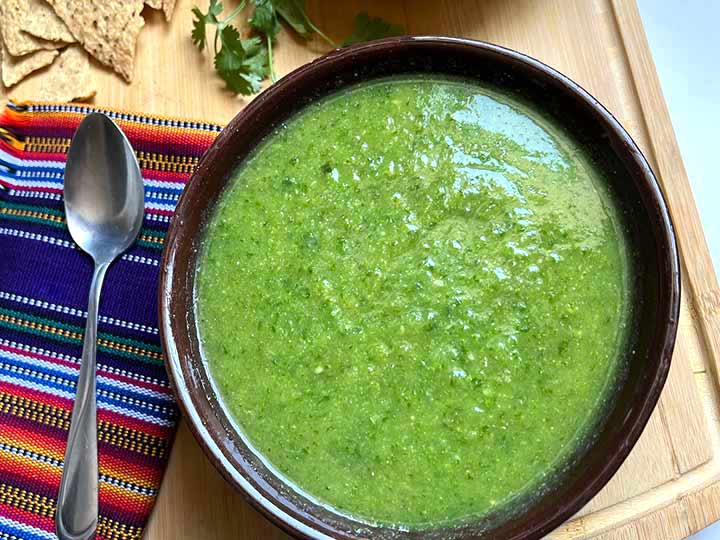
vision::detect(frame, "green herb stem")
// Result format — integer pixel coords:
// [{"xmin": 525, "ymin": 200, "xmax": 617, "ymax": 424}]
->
[
  {"xmin": 306, "ymin": 19, "xmax": 337, "ymax": 48},
  {"xmin": 267, "ymin": 33, "xmax": 278, "ymax": 83},
  {"xmin": 221, "ymin": 1, "xmax": 247, "ymax": 26}
]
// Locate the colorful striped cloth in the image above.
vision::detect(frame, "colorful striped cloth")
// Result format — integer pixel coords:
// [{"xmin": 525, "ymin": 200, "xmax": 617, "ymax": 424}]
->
[{"xmin": 0, "ymin": 101, "xmax": 222, "ymax": 540}]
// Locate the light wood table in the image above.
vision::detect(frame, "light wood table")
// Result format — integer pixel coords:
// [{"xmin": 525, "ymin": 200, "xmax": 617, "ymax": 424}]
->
[{"xmin": 5, "ymin": 1, "xmax": 720, "ymax": 539}]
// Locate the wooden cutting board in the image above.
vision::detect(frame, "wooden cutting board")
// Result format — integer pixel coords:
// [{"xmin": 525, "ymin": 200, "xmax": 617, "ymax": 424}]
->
[{"xmin": 5, "ymin": 0, "xmax": 720, "ymax": 538}]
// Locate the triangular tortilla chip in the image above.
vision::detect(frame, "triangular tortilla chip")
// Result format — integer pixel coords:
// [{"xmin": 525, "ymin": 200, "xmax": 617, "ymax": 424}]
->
[
  {"xmin": 1, "ymin": 41, "xmax": 58, "ymax": 87},
  {"xmin": 23, "ymin": 0, "xmax": 76, "ymax": 44},
  {"xmin": 9, "ymin": 44, "xmax": 95, "ymax": 102},
  {"xmin": 38, "ymin": 44, "xmax": 95, "ymax": 101},
  {"xmin": 0, "ymin": 0, "xmax": 64, "ymax": 56},
  {"xmin": 45, "ymin": 0, "xmax": 144, "ymax": 82}
]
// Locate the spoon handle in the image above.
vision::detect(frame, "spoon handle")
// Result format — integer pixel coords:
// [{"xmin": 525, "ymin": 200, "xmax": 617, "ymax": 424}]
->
[{"xmin": 56, "ymin": 261, "xmax": 109, "ymax": 540}]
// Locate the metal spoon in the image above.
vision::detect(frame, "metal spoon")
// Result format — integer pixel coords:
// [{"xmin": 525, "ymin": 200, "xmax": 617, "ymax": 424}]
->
[{"xmin": 56, "ymin": 113, "xmax": 144, "ymax": 540}]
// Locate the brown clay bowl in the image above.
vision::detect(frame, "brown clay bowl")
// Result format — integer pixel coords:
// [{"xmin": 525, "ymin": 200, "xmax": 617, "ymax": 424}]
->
[{"xmin": 159, "ymin": 37, "xmax": 680, "ymax": 540}]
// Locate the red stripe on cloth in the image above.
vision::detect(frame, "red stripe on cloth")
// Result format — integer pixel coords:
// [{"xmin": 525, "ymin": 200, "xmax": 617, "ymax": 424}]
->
[
  {"xmin": 0, "ymin": 180, "xmax": 62, "ymax": 195},
  {"xmin": 0, "ymin": 498, "xmax": 54, "ymax": 534},
  {"xmin": 0, "ymin": 380, "xmax": 173, "ymax": 440},
  {"xmin": 4, "ymin": 119, "xmax": 217, "ymax": 159},
  {"xmin": 0, "ymin": 342, "xmax": 173, "ymax": 396},
  {"xmin": 0, "ymin": 459, "xmax": 151, "ymax": 531},
  {"xmin": 0, "ymin": 137, "xmax": 196, "ymax": 186},
  {"xmin": 0, "ymin": 452, "xmax": 60, "ymax": 498},
  {"xmin": 0, "ymin": 408, "xmax": 165, "ymax": 474},
  {"xmin": 0, "ymin": 450, "xmax": 152, "ymax": 529}
]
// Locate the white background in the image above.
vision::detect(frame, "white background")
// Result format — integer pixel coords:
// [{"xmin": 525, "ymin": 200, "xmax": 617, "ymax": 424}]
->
[{"xmin": 637, "ymin": 1, "xmax": 720, "ymax": 538}]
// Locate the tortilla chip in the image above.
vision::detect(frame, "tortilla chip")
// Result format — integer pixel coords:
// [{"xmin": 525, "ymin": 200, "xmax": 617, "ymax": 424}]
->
[
  {"xmin": 0, "ymin": 0, "xmax": 64, "ymax": 56},
  {"xmin": 23, "ymin": 0, "xmax": 76, "ymax": 44},
  {"xmin": 45, "ymin": 0, "xmax": 144, "ymax": 82},
  {"xmin": 1, "ymin": 41, "xmax": 58, "ymax": 87},
  {"xmin": 162, "ymin": 0, "xmax": 176, "ymax": 21},
  {"xmin": 10, "ymin": 44, "xmax": 95, "ymax": 102},
  {"xmin": 145, "ymin": 0, "xmax": 161, "ymax": 9},
  {"xmin": 38, "ymin": 44, "xmax": 95, "ymax": 101}
]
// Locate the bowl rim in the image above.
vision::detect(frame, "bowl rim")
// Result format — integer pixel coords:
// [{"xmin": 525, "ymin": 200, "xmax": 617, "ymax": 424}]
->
[{"xmin": 159, "ymin": 35, "xmax": 680, "ymax": 540}]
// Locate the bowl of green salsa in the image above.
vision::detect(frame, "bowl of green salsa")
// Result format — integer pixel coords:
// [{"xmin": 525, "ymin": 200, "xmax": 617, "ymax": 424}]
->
[{"xmin": 159, "ymin": 37, "xmax": 679, "ymax": 540}]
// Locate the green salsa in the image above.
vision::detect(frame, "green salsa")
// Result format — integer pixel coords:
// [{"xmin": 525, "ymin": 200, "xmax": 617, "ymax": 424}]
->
[{"xmin": 197, "ymin": 76, "xmax": 630, "ymax": 527}]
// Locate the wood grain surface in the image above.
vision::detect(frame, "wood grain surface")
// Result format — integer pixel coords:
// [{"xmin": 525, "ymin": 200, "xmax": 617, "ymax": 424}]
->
[{"xmin": 3, "ymin": 1, "xmax": 718, "ymax": 539}]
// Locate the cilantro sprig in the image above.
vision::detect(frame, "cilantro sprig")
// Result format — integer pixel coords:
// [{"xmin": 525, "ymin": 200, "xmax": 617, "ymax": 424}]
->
[
  {"xmin": 192, "ymin": 1, "xmax": 266, "ymax": 94},
  {"xmin": 191, "ymin": 0, "xmax": 404, "ymax": 95}
]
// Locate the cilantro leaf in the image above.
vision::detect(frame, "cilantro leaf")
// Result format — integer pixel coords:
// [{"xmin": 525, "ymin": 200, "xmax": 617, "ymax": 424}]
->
[
  {"xmin": 220, "ymin": 24, "xmax": 244, "ymax": 54},
  {"xmin": 219, "ymin": 69, "xmax": 264, "ymax": 95},
  {"xmin": 250, "ymin": 0, "xmax": 281, "ymax": 38},
  {"xmin": 214, "ymin": 26, "xmax": 244, "ymax": 72},
  {"xmin": 208, "ymin": 0, "xmax": 224, "ymax": 19},
  {"xmin": 228, "ymin": 40, "xmax": 266, "ymax": 94},
  {"xmin": 241, "ymin": 36, "xmax": 270, "ymax": 76},
  {"xmin": 274, "ymin": 0, "xmax": 336, "ymax": 46},
  {"xmin": 342, "ymin": 13, "xmax": 404, "ymax": 46},
  {"xmin": 273, "ymin": 0, "xmax": 311, "ymax": 36},
  {"xmin": 214, "ymin": 28, "xmax": 269, "ymax": 95},
  {"xmin": 191, "ymin": 0, "xmax": 224, "ymax": 50},
  {"xmin": 242, "ymin": 35, "xmax": 264, "ymax": 56},
  {"xmin": 191, "ymin": 8, "xmax": 207, "ymax": 49},
  {"xmin": 248, "ymin": 0, "xmax": 278, "ymax": 82}
]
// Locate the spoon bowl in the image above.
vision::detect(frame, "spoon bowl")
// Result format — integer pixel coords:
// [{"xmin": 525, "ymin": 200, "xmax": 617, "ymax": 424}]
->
[{"xmin": 64, "ymin": 113, "xmax": 144, "ymax": 263}]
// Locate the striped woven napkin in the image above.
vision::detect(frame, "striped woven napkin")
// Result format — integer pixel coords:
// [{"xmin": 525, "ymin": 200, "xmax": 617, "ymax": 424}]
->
[{"xmin": 0, "ymin": 102, "xmax": 222, "ymax": 540}]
